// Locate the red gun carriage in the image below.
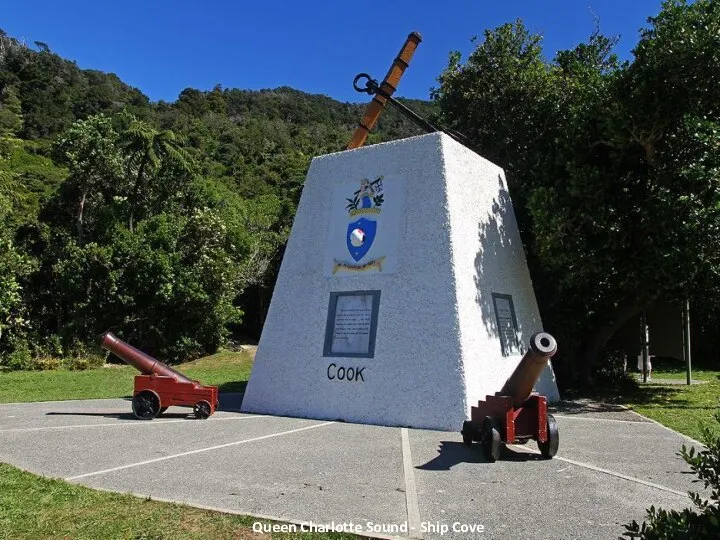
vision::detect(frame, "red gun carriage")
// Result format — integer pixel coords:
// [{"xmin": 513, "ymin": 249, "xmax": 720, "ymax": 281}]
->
[
  {"xmin": 101, "ymin": 332, "xmax": 219, "ymax": 420},
  {"xmin": 461, "ymin": 332, "xmax": 559, "ymax": 462}
]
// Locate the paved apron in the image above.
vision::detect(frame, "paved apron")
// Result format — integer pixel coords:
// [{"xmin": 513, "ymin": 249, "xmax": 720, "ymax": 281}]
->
[{"xmin": 0, "ymin": 395, "xmax": 704, "ymax": 539}]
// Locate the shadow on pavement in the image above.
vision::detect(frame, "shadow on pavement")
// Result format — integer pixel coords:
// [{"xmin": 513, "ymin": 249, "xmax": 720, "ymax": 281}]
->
[
  {"xmin": 218, "ymin": 392, "xmax": 244, "ymax": 411},
  {"xmin": 416, "ymin": 441, "xmax": 544, "ymax": 470},
  {"xmin": 563, "ymin": 386, "xmax": 692, "ymax": 409},
  {"xmin": 44, "ymin": 398, "xmax": 247, "ymax": 418},
  {"xmin": 551, "ymin": 399, "xmax": 631, "ymax": 415},
  {"xmin": 41, "ymin": 393, "xmax": 246, "ymax": 420},
  {"xmin": 500, "ymin": 446, "xmax": 546, "ymax": 462},
  {"xmin": 45, "ymin": 411, "xmax": 190, "ymax": 420},
  {"xmin": 218, "ymin": 381, "xmax": 247, "ymax": 394}
]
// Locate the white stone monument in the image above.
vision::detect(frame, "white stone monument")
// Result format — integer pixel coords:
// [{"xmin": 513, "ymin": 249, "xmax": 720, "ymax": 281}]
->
[{"xmin": 241, "ymin": 132, "xmax": 559, "ymax": 431}]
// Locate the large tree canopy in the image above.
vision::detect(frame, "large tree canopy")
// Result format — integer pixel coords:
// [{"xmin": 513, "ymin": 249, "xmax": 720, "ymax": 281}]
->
[
  {"xmin": 433, "ymin": 0, "xmax": 720, "ymax": 382},
  {"xmin": 2, "ymin": 2, "xmax": 719, "ymax": 376},
  {"xmin": 0, "ymin": 28, "xmax": 432, "ymax": 366}
]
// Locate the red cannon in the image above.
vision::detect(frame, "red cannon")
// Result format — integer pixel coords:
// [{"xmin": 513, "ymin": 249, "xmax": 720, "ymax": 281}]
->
[
  {"xmin": 461, "ymin": 332, "xmax": 559, "ymax": 462},
  {"xmin": 100, "ymin": 332, "xmax": 219, "ymax": 420}
]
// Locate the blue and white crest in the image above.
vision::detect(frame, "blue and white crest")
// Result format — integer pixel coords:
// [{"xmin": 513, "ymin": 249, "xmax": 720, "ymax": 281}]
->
[{"xmin": 346, "ymin": 217, "xmax": 377, "ymax": 262}]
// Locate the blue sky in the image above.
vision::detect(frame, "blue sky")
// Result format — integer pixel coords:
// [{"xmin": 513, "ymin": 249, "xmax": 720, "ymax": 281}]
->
[{"xmin": 1, "ymin": 0, "xmax": 663, "ymax": 104}]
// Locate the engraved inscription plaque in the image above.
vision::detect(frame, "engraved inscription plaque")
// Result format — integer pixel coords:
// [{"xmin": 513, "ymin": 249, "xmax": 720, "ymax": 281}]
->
[
  {"xmin": 492, "ymin": 293, "xmax": 520, "ymax": 356},
  {"xmin": 323, "ymin": 290, "xmax": 381, "ymax": 357}
]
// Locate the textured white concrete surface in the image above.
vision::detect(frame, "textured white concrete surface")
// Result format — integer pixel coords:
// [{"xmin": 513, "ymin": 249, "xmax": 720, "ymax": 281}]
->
[
  {"xmin": 241, "ymin": 133, "xmax": 559, "ymax": 431},
  {"xmin": 442, "ymin": 137, "xmax": 559, "ymax": 406}
]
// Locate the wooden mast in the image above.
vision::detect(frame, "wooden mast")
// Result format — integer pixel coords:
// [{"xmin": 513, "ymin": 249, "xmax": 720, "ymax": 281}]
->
[{"xmin": 347, "ymin": 31, "xmax": 422, "ymax": 150}]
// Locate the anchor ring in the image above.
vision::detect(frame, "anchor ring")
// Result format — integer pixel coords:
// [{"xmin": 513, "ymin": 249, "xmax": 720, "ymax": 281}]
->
[{"xmin": 353, "ymin": 73, "xmax": 380, "ymax": 95}]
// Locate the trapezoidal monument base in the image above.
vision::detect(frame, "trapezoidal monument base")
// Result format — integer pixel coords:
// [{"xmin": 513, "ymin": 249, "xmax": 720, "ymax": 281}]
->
[{"xmin": 241, "ymin": 132, "xmax": 559, "ymax": 431}]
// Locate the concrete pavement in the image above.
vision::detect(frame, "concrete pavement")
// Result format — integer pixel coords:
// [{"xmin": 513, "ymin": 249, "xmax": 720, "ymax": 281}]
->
[{"xmin": 0, "ymin": 394, "xmax": 704, "ymax": 539}]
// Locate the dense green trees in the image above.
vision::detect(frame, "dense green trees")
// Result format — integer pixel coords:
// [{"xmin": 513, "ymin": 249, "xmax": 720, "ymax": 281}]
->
[
  {"xmin": 2, "ymin": 0, "xmax": 718, "ymax": 379},
  {"xmin": 119, "ymin": 113, "xmax": 193, "ymax": 232},
  {"xmin": 433, "ymin": 0, "xmax": 720, "ymax": 382},
  {"xmin": 11, "ymin": 110, "xmax": 300, "ymax": 362},
  {"xmin": 0, "ymin": 29, "xmax": 427, "ymax": 366},
  {"xmin": 51, "ymin": 114, "xmax": 123, "ymax": 243},
  {"xmin": 0, "ymin": 153, "xmax": 33, "ymax": 365},
  {"xmin": 0, "ymin": 86, "xmax": 23, "ymax": 137},
  {"xmin": 7, "ymin": 114, "xmax": 279, "ymax": 362}
]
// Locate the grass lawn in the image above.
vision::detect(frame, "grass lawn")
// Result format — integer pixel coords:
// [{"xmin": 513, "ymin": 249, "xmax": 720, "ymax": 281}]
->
[
  {"xmin": 0, "ymin": 463, "xmax": 357, "ymax": 540},
  {"xmin": 626, "ymin": 368, "xmax": 720, "ymax": 442},
  {"xmin": 0, "ymin": 348, "xmax": 255, "ymax": 403},
  {"xmin": 0, "ymin": 346, "xmax": 360, "ymax": 539},
  {"xmin": 583, "ymin": 366, "xmax": 720, "ymax": 442}
]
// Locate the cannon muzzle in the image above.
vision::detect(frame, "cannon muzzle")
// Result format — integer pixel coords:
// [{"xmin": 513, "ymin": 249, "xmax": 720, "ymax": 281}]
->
[
  {"xmin": 499, "ymin": 332, "xmax": 557, "ymax": 408},
  {"xmin": 100, "ymin": 332, "xmax": 192, "ymax": 384}
]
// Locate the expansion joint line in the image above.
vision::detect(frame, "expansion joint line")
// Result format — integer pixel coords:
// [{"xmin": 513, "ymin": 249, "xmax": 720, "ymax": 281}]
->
[
  {"xmin": 66, "ymin": 421, "xmax": 335, "ymax": 481},
  {"xmin": 507, "ymin": 444, "xmax": 689, "ymax": 499},
  {"xmin": 401, "ymin": 428, "xmax": 423, "ymax": 539}
]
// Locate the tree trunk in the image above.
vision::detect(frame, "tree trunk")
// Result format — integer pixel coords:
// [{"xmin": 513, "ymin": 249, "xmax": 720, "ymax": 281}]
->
[
  {"xmin": 129, "ymin": 158, "xmax": 147, "ymax": 233},
  {"xmin": 77, "ymin": 189, "xmax": 87, "ymax": 244},
  {"xmin": 579, "ymin": 300, "xmax": 652, "ymax": 382}
]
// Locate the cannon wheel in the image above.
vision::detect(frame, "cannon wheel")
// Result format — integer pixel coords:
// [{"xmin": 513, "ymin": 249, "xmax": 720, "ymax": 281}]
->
[
  {"xmin": 538, "ymin": 414, "xmax": 559, "ymax": 458},
  {"xmin": 194, "ymin": 400, "xmax": 212, "ymax": 419},
  {"xmin": 481, "ymin": 416, "xmax": 502, "ymax": 462},
  {"xmin": 132, "ymin": 390, "xmax": 160, "ymax": 420},
  {"xmin": 461, "ymin": 420, "xmax": 475, "ymax": 446}
]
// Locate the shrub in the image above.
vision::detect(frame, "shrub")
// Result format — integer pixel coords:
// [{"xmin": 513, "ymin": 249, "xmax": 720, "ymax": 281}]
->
[
  {"xmin": 591, "ymin": 348, "xmax": 637, "ymax": 390},
  {"xmin": 30, "ymin": 356, "xmax": 62, "ymax": 371},
  {"xmin": 4, "ymin": 341, "xmax": 32, "ymax": 370},
  {"xmin": 66, "ymin": 358, "xmax": 89, "ymax": 371},
  {"xmin": 63, "ymin": 354, "xmax": 105, "ymax": 371},
  {"xmin": 622, "ymin": 406, "xmax": 720, "ymax": 539}
]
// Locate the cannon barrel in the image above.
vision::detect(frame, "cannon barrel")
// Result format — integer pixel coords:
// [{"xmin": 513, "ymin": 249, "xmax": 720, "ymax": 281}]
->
[
  {"xmin": 499, "ymin": 332, "xmax": 557, "ymax": 408},
  {"xmin": 100, "ymin": 332, "xmax": 192, "ymax": 384}
]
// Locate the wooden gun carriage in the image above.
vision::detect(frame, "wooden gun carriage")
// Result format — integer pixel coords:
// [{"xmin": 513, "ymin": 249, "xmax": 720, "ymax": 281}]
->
[
  {"xmin": 461, "ymin": 332, "xmax": 559, "ymax": 462},
  {"xmin": 101, "ymin": 332, "xmax": 219, "ymax": 420}
]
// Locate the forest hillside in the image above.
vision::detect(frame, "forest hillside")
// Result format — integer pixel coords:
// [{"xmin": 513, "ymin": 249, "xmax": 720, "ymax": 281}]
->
[{"xmin": 0, "ymin": 29, "xmax": 435, "ymax": 365}]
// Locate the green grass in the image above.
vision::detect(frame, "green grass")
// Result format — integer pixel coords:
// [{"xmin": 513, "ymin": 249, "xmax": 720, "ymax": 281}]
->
[
  {"xmin": 0, "ymin": 463, "xmax": 358, "ymax": 540},
  {"xmin": 0, "ymin": 346, "xmax": 358, "ymax": 539},
  {"xmin": 648, "ymin": 366, "xmax": 719, "ymax": 382},
  {"xmin": 586, "ymin": 367, "xmax": 720, "ymax": 442},
  {"xmin": 0, "ymin": 349, "xmax": 254, "ymax": 403},
  {"xmin": 627, "ymin": 368, "xmax": 720, "ymax": 442}
]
